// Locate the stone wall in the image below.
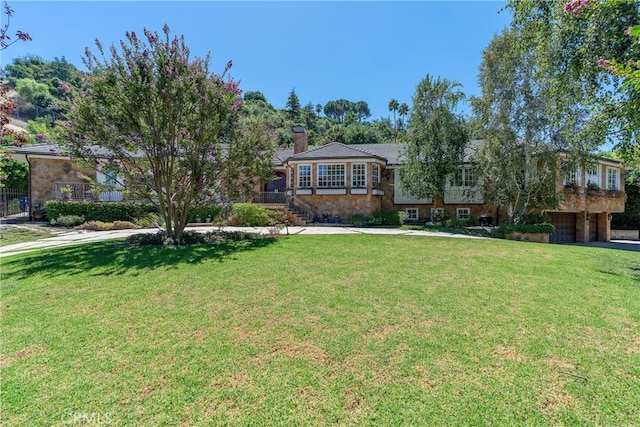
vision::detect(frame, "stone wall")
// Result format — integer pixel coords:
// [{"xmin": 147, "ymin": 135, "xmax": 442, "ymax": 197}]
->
[{"xmin": 29, "ymin": 157, "xmax": 95, "ymax": 212}]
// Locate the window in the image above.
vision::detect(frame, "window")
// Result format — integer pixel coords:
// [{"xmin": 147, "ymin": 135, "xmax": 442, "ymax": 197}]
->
[
  {"xmin": 456, "ymin": 208, "xmax": 471, "ymax": 219},
  {"xmin": 586, "ymin": 166, "xmax": 600, "ymax": 186},
  {"xmin": 351, "ymin": 163, "xmax": 366, "ymax": 188},
  {"xmin": 318, "ymin": 164, "xmax": 345, "ymax": 188},
  {"xmin": 405, "ymin": 208, "xmax": 419, "ymax": 221},
  {"xmin": 453, "ymin": 168, "xmax": 477, "ymax": 187},
  {"xmin": 372, "ymin": 164, "xmax": 381, "ymax": 188},
  {"xmin": 288, "ymin": 168, "xmax": 293, "ymax": 189},
  {"xmin": 564, "ymin": 169, "xmax": 580, "ymax": 186},
  {"xmin": 298, "ymin": 165, "xmax": 312, "ymax": 188},
  {"xmin": 607, "ymin": 168, "xmax": 619, "ymax": 190}
]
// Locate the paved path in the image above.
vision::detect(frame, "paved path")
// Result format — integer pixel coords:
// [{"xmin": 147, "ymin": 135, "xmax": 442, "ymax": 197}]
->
[
  {"xmin": 2, "ymin": 223, "xmax": 638, "ymax": 258},
  {"xmin": 0, "ymin": 224, "xmax": 485, "ymax": 258}
]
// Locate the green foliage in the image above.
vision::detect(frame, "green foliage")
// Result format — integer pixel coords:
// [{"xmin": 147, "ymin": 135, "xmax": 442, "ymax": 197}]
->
[
  {"xmin": 124, "ymin": 229, "xmax": 262, "ymax": 246},
  {"xmin": 49, "ymin": 215, "xmax": 85, "ymax": 227},
  {"xmin": 186, "ymin": 204, "xmax": 222, "ymax": 223},
  {"xmin": 231, "ymin": 203, "xmax": 271, "ymax": 226},
  {"xmin": 60, "ymin": 26, "xmax": 277, "ymax": 245},
  {"xmin": 369, "ymin": 210, "xmax": 407, "ymax": 225},
  {"xmin": 45, "ymin": 201, "xmax": 158, "ymax": 223},
  {"xmin": 444, "ymin": 217, "xmax": 468, "ymax": 229},
  {"xmin": 400, "ymin": 74, "xmax": 469, "ymax": 199},
  {"xmin": 0, "ymin": 158, "xmax": 28, "ymax": 190},
  {"xmin": 266, "ymin": 209, "xmax": 288, "ymax": 226},
  {"xmin": 491, "ymin": 223, "xmax": 556, "ymax": 238},
  {"xmin": 75, "ymin": 220, "xmax": 139, "ymax": 231},
  {"xmin": 133, "ymin": 213, "xmax": 160, "ymax": 228},
  {"xmin": 347, "ymin": 213, "xmax": 367, "ymax": 226},
  {"xmin": 513, "ymin": 213, "xmax": 551, "ymax": 225},
  {"xmin": 612, "ymin": 180, "xmax": 640, "ymax": 229}
]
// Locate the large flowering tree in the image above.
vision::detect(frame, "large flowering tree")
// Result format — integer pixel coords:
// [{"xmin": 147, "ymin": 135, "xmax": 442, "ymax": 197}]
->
[{"xmin": 62, "ymin": 25, "xmax": 277, "ymax": 244}]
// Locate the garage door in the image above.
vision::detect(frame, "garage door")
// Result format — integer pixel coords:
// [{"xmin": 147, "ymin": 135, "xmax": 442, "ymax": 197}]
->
[
  {"xmin": 548, "ymin": 212, "xmax": 576, "ymax": 244},
  {"xmin": 589, "ymin": 214, "xmax": 599, "ymax": 242}
]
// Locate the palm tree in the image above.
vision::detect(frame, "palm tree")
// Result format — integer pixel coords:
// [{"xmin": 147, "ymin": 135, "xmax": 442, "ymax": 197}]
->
[
  {"xmin": 398, "ymin": 102, "xmax": 409, "ymax": 131},
  {"xmin": 388, "ymin": 99, "xmax": 399, "ymax": 142}
]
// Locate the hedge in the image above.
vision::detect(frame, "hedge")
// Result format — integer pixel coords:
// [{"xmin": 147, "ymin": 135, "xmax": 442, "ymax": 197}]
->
[
  {"xmin": 45, "ymin": 201, "xmax": 158, "ymax": 222},
  {"xmin": 491, "ymin": 223, "xmax": 556, "ymax": 238}
]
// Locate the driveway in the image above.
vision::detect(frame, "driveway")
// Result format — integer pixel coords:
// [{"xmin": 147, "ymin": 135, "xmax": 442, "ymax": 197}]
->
[{"xmin": 0, "ymin": 224, "xmax": 485, "ymax": 258}]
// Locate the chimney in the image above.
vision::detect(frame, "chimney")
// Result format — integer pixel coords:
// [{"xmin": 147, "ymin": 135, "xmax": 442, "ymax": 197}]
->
[{"xmin": 293, "ymin": 126, "xmax": 308, "ymax": 154}]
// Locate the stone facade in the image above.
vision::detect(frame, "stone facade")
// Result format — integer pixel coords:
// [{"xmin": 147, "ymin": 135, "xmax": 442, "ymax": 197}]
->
[{"xmin": 29, "ymin": 156, "xmax": 95, "ymax": 213}]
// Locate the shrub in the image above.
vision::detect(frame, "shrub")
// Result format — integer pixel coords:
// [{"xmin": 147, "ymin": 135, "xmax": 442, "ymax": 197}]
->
[
  {"xmin": 444, "ymin": 217, "xmax": 468, "ymax": 229},
  {"xmin": 231, "ymin": 203, "xmax": 270, "ymax": 226},
  {"xmin": 347, "ymin": 213, "xmax": 367, "ymax": 226},
  {"xmin": 267, "ymin": 209, "xmax": 288, "ymax": 226},
  {"xmin": 187, "ymin": 204, "xmax": 222, "ymax": 223},
  {"xmin": 369, "ymin": 210, "xmax": 407, "ymax": 226},
  {"xmin": 75, "ymin": 220, "xmax": 139, "ymax": 231},
  {"xmin": 45, "ymin": 201, "xmax": 158, "ymax": 223},
  {"xmin": 491, "ymin": 223, "xmax": 556, "ymax": 238},
  {"xmin": 50, "ymin": 215, "xmax": 85, "ymax": 227},
  {"xmin": 513, "ymin": 213, "xmax": 550, "ymax": 225},
  {"xmin": 133, "ymin": 213, "xmax": 160, "ymax": 228},
  {"xmin": 125, "ymin": 230, "xmax": 263, "ymax": 246}
]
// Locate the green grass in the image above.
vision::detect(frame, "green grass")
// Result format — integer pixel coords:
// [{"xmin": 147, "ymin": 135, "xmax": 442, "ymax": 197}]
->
[
  {"xmin": 2, "ymin": 235, "xmax": 639, "ymax": 425},
  {"xmin": 0, "ymin": 225, "xmax": 56, "ymax": 247}
]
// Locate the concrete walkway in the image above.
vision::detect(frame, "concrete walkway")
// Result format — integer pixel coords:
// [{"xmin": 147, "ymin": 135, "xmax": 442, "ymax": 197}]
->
[
  {"xmin": 2, "ymin": 222, "xmax": 638, "ymax": 258},
  {"xmin": 0, "ymin": 224, "xmax": 486, "ymax": 258}
]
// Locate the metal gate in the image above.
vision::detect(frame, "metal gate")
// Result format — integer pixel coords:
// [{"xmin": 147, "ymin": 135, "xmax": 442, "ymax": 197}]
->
[{"xmin": 0, "ymin": 188, "xmax": 29, "ymax": 219}]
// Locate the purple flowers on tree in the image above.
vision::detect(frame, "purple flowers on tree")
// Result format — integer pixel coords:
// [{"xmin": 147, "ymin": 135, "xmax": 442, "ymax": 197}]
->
[{"xmin": 61, "ymin": 24, "xmax": 278, "ymax": 244}]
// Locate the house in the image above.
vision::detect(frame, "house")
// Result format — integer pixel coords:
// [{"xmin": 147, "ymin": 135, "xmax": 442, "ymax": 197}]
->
[
  {"xmin": 266, "ymin": 127, "xmax": 625, "ymax": 243},
  {"xmin": 7, "ymin": 128, "xmax": 626, "ymax": 243}
]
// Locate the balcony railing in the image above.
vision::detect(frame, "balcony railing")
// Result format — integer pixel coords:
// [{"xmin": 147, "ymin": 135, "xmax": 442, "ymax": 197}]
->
[
  {"xmin": 252, "ymin": 192, "xmax": 286, "ymax": 205},
  {"xmin": 53, "ymin": 182, "xmax": 124, "ymax": 202}
]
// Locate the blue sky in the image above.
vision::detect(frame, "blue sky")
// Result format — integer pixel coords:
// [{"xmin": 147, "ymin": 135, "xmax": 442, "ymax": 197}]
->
[{"xmin": 2, "ymin": 1, "xmax": 512, "ymax": 120}]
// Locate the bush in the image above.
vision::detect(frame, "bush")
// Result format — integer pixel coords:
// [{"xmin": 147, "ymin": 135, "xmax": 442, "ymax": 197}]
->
[
  {"xmin": 125, "ymin": 230, "xmax": 263, "ymax": 246},
  {"xmin": 187, "ymin": 204, "xmax": 222, "ymax": 223},
  {"xmin": 347, "ymin": 213, "xmax": 367, "ymax": 226},
  {"xmin": 50, "ymin": 215, "xmax": 85, "ymax": 227},
  {"xmin": 444, "ymin": 217, "xmax": 468, "ymax": 229},
  {"xmin": 491, "ymin": 223, "xmax": 556, "ymax": 238},
  {"xmin": 75, "ymin": 220, "xmax": 139, "ymax": 231},
  {"xmin": 133, "ymin": 213, "xmax": 160, "ymax": 228},
  {"xmin": 513, "ymin": 213, "xmax": 550, "ymax": 225},
  {"xmin": 267, "ymin": 209, "xmax": 288, "ymax": 226},
  {"xmin": 45, "ymin": 201, "xmax": 158, "ymax": 223},
  {"xmin": 369, "ymin": 210, "xmax": 408, "ymax": 226},
  {"xmin": 231, "ymin": 203, "xmax": 270, "ymax": 226}
]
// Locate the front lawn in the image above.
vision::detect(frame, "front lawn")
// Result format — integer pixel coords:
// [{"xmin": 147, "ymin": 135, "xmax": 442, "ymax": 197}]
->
[
  {"xmin": 0, "ymin": 224, "xmax": 56, "ymax": 247},
  {"xmin": 2, "ymin": 235, "xmax": 639, "ymax": 425}
]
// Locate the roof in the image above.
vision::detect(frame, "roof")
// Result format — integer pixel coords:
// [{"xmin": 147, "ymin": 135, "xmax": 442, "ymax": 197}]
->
[
  {"xmin": 9, "ymin": 143, "xmax": 67, "ymax": 157},
  {"xmin": 285, "ymin": 142, "xmax": 394, "ymax": 164}
]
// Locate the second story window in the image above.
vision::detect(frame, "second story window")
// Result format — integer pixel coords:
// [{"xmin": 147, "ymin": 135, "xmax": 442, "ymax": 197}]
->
[
  {"xmin": 453, "ymin": 167, "xmax": 477, "ymax": 187},
  {"xmin": 607, "ymin": 168, "xmax": 619, "ymax": 190}
]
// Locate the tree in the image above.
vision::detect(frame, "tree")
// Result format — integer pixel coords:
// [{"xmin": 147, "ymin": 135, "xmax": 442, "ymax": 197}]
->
[
  {"xmin": 354, "ymin": 100, "xmax": 371, "ymax": 122},
  {"xmin": 243, "ymin": 90, "xmax": 267, "ymax": 103},
  {"xmin": 388, "ymin": 98, "xmax": 399, "ymax": 142},
  {"xmin": 315, "ymin": 103, "xmax": 322, "ymax": 117},
  {"xmin": 506, "ymin": 0, "xmax": 640, "ymax": 160},
  {"xmin": 285, "ymin": 88, "xmax": 300, "ymax": 122},
  {"xmin": 399, "ymin": 75, "xmax": 469, "ymax": 199},
  {"xmin": 471, "ymin": 27, "xmax": 563, "ymax": 222},
  {"xmin": 61, "ymin": 25, "xmax": 277, "ymax": 245},
  {"xmin": 398, "ymin": 103, "xmax": 409, "ymax": 131},
  {"xmin": 0, "ymin": 1, "xmax": 31, "ymax": 147},
  {"xmin": 0, "ymin": 1, "xmax": 31, "ymax": 51}
]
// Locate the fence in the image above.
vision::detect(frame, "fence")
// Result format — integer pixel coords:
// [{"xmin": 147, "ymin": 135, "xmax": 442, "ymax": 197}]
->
[{"xmin": 0, "ymin": 188, "xmax": 29, "ymax": 218}]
